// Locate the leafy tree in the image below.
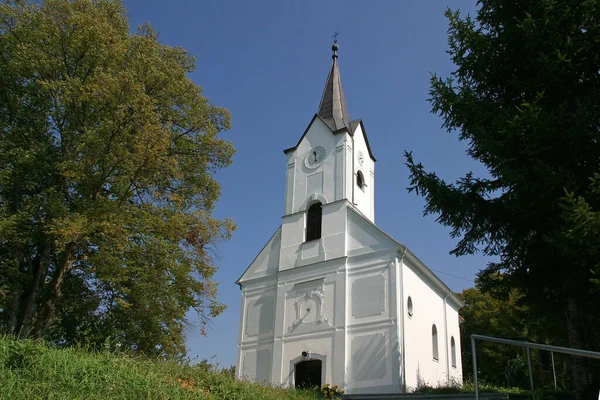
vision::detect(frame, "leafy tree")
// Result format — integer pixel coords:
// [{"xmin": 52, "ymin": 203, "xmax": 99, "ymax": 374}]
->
[
  {"xmin": 0, "ymin": 0, "xmax": 234, "ymax": 357},
  {"xmin": 405, "ymin": 0, "xmax": 600, "ymax": 396}
]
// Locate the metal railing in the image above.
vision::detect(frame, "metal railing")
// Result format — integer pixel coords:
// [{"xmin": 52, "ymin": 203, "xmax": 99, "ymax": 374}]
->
[{"xmin": 471, "ymin": 334, "xmax": 600, "ymax": 400}]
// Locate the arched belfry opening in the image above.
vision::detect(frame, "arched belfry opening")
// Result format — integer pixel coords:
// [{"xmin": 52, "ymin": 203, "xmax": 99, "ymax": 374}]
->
[
  {"xmin": 306, "ymin": 202, "xmax": 322, "ymax": 241},
  {"xmin": 294, "ymin": 359, "xmax": 322, "ymax": 388},
  {"xmin": 357, "ymin": 170, "xmax": 365, "ymax": 190}
]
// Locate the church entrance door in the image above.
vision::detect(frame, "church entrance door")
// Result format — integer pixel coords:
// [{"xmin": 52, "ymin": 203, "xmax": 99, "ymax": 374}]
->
[{"xmin": 294, "ymin": 359, "xmax": 322, "ymax": 388}]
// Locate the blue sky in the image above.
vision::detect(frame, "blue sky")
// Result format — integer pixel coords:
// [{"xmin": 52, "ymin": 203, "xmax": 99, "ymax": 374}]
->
[{"xmin": 122, "ymin": 0, "xmax": 486, "ymax": 368}]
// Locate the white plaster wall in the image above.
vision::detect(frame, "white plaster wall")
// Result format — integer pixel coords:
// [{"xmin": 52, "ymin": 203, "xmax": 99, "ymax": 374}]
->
[
  {"xmin": 445, "ymin": 303, "xmax": 463, "ymax": 383},
  {"xmin": 345, "ymin": 250, "xmax": 401, "ymax": 394},
  {"xmin": 237, "ymin": 284, "xmax": 277, "ymax": 381},
  {"xmin": 279, "ymin": 200, "xmax": 347, "ymax": 271},
  {"xmin": 239, "ymin": 345, "xmax": 274, "ymax": 382},
  {"xmin": 401, "ymin": 260, "xmax": 449, "ymax": 390},
  {"xmin": 351, "ymin": 124, "xmax": 375, "ymax": 222},
  {"xmin": 347, "ymin": 261, "xmax": 393, "ymax": 325},
  {"xmin": 346, "ymin": 326, "xmax": 401, "ymax": 394}
]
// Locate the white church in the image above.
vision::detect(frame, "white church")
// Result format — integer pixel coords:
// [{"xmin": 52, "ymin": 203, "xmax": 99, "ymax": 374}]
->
[{"xmin": 236, "ymin": 41, "xmax": 463, "ymax": 394}]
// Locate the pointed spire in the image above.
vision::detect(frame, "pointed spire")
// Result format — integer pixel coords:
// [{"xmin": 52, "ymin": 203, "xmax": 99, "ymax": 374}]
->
[{"xmin": 317, "ymin": 39, "xmax": 350, "ymax": 131}]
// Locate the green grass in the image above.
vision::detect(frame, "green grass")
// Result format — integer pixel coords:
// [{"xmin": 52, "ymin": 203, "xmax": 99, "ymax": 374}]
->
[
  {"xmin": 413, "ymin": 380, "xmax": 529, "ymax": 395},
  {"xmin": 0, "ymin": 336, "xmax": 317, "ymax": 400},
  {"xmin": 413, "ymin": 380, "xmax": 575, "ymax": 400}
]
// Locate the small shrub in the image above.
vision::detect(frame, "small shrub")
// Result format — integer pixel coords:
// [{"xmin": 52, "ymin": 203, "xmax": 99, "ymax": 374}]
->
[{"xmin": 314, "ymin": 383, "xmax": 344, "ymax": 399}]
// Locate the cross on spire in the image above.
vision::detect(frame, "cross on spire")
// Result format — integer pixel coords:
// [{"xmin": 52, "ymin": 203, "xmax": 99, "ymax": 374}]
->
[{"xmin": 331, "ymin": 32, "xmax": 340, "ymax": 59}]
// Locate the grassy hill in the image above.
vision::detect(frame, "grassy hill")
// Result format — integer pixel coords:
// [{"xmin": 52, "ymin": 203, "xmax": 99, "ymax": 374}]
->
[{"xmin": 0, "ymin": 336, "xmax": 316, "ymax": 400}]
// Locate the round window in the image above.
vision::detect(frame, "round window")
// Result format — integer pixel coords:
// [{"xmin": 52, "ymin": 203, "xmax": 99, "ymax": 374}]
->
[{"xmin": 407, "ymin": 296, "xmax": 413, "ymax": 317}]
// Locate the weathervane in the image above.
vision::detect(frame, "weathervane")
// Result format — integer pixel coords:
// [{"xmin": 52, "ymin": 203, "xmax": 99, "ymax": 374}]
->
[{"xmin": 332, "ymin": 31, "xmax": 340, "ymax": 43}]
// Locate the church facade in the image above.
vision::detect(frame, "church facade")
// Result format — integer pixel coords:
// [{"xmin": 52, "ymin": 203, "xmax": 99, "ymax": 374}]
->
[{"xmin": 236, "ymin": 42, "xmax": 463, "ymax": 394}]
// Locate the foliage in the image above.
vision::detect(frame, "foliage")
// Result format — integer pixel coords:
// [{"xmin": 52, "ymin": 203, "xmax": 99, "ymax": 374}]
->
[
  {"xmin": 404, "ymin": 0, "xmax": 600, "ymax": 395},
  {"xmin": 458, "ymin": 286, "xmax": 530, "ymax": 387},
  {"xmin": 0, "ymin": 0, "xmax": 234, "ymax": 357},
  {"xmin": 458, "ymin": 284, "xmax": 579, "ymax": 390},
  {"xmin": 0, "ymin": 336, "xmax": 316, "ymax": 400}
]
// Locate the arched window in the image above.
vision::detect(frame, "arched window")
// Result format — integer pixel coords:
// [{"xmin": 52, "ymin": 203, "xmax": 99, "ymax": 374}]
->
[
  {"xmin": 432, "ymin": 324, "xmax": 439, "ymax": 361},
  {"xmin": 356, "ymin": 170, "xmax": 365, "ymax": 190},
  {"xmin": 407, "ymin": 296, "xmax": 413, "ymax": 317},
  {"xmin": 451, "ymin": 336, "xmax": 456, "ymax": 368},
  {"xmin": 306, "ymin": 202, "xmax": 322, "ymax": 242}
]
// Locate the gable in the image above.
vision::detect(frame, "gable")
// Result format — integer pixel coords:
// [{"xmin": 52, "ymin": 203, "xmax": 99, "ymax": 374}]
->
[
  {"xmin": 283, "ymin": 115, "xmax": 376, "ymax": 163},
  {"xmin": 349, "ymin": 120, "xmax": 376, "ymax": 162},
  {"xmin": 347, "ymin": 206, "xmax": 397, "ymax": 255},
  {"xmin": 236, "ymin": 227, "xmax": 281, "ymax": 285},
  {"xmin": 283, "ymin": 114, "xmax": 342, "ymax": 156}
]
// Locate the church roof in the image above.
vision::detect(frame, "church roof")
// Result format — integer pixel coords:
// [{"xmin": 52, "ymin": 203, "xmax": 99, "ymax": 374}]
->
[{"xmin": 317, "ymin": 42, "xmax": 351, "ymax": 131}]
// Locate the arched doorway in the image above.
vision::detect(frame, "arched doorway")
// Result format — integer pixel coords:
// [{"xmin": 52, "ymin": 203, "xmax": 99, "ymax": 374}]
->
[{"xmin": 294, "ymin": 359, "xmax": 322, "ymax": 388}]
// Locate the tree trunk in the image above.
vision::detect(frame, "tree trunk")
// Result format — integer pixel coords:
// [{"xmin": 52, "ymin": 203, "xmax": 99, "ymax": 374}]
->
[
  {"xmin": 17, "ymin": 240, "xmax": 52, "ymax": 338},
  {"xmin": 5, "ymin": 289, "xmax": 21, "ymax": 335},
  {"xmin": 566, "ymin": 297, "xmax": 589, "ymax": 399},
  {"xmin": 35, "ymin": 242, "xmax": 76, "ymax": 337}
]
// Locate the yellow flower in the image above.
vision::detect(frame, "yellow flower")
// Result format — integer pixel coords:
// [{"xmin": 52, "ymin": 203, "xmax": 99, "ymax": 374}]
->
[
  {"xmin": 333, "ymin": 385, "xmax": 338, "ymax": 390},
  {"xmin": 324, "ymin": 383, "xmax": 330, "ymax": 387},
  {"xmin": 339, "ymin": 389, "xmax": 345, "ymax": 394}
]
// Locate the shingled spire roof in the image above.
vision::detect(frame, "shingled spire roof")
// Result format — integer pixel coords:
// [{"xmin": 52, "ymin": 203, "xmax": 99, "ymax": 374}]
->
[{"xmin": 317, "ymin": 41, "xmax": 350, "ymax": 131}]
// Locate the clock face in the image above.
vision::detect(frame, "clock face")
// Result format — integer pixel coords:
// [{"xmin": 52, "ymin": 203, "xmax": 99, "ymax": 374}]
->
[
  {"xmin": 358, "ymin": 151, "xmax": 364, "ymax": 166},
  {"xmin": 306, "ymin": 146, "xmax": 326, "ymax": 168}
]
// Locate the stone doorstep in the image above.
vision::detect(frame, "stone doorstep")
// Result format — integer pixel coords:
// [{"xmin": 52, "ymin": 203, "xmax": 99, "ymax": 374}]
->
[{"xmin": 342, "ymin": 393, "xmax": 516, "ymax": 400}]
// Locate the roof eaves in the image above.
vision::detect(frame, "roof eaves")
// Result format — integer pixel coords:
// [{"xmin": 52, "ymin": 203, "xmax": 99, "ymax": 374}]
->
[
  {"xmin": 401, "ymin": 248, "xmax": 464, "ymax": 309},
  {"xmin": 358, "ymin": 120, "xmax": 376, "ymax": 162}
]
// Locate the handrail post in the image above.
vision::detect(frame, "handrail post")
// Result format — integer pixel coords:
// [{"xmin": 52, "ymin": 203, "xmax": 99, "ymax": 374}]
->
[
  {"xmin": 471, "ymin": 336, "xmax": 479, "ymax": 400},
  {"xmin": 551, "ymin": 351, "xmax": 557, "ymax": 390},
  {"xmin": 526, "ymin": 347, "xmax": 535, "ymax": 400}
]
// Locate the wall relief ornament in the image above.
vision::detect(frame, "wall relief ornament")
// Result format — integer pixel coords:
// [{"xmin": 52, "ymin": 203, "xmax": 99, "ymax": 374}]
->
[{"xmin": 287, "ymin": 289, "xmax": 331, "ymax": 333}]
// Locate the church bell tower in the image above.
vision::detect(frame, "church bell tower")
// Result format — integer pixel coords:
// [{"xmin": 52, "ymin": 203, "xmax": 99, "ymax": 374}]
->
[{"xmin": 282, "ymin": 40, "xmax": 376, "ymax": 223}]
